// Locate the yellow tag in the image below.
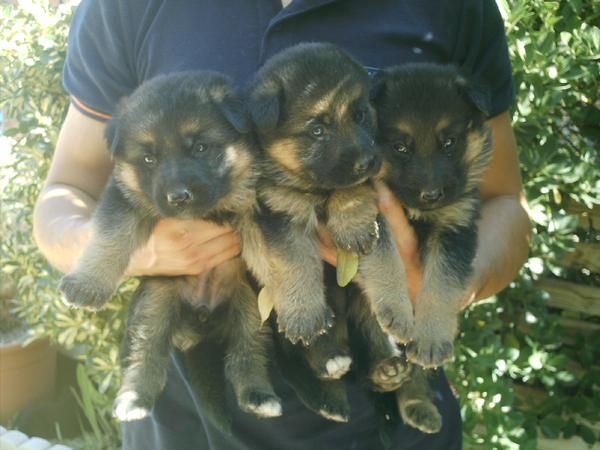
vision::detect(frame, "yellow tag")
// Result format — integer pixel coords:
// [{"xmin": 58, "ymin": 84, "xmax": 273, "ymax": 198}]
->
[
  {"xmin": 336, "ymin": 248, "xmax": 359, "ymax": 287},
  {"xmin": 258, "ymin": 287, "xmax": 274, "ymax": 324}
]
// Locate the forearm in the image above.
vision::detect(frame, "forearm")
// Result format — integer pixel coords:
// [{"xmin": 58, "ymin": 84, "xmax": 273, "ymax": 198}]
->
[
  {"xmin": 468, "ymin": 193, "xmax": 531, "ymax": 303},
  {"xmin": 33, "ymin": 183, "xmax": 96, "ymax": 274}
]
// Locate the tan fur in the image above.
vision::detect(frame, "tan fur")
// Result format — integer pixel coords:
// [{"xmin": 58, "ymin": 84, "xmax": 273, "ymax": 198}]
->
[
  {"xmin": 115, "ymin": 162, "xmax": 142, "ymax": 193},
  {"xmin": 326, "ymin": 184, "xmax": 379, "ymax": 252},
  {"xmin": 179, "ymin": 119, "xmax": 203, "ymax": 137},
  {"xmin": 212, "ymin": 144, "xmax": 257, "ymax": 215},
  {"xmin": 395, "ymin": 121, "xmax": 414, "ymax": 135},
  {"xmin": 464, "ymin": 126, "xmax": 493, "ymax": 192},
  {"xmin": 266, "ymin": 138, "xmax": 304, "ymax": 174},
  {"xmin": 260, "ymin": 185, "xmax": 321, "ymax": 228},
  {"xmin": 310, "ymin": 75, "xmax": 351, "ymax": 116},
  {"xmin": 407, "ymin": 196, "xmax": 479, "ymax": 231},
  {"xmin": 434, "ymin": 116, "xmax": 451, "ymax": 133}
]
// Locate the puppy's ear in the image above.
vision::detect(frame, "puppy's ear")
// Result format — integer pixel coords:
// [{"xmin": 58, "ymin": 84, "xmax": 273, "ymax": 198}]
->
[
  {"xmin": 369, "ymin": 71, "xmax": 387, "ymax": 104},
  {"xmin": 455, "ymin": 74, "xmax": 490, "ymax": 117},
  {"xmin": 246, "ymin": 78, "xmax": 283, "ymax": 132},
  {"xmin": 217, "ymin": 94, "xmax": 251, "ymax": 134},
  {"xmin": 104, "ymin": 97, "xmax": 128, "ymax": 156}
]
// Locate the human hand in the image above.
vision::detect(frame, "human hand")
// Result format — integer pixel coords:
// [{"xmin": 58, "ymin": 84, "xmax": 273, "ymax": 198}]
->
[
  {"xmin": 376, "ymin": 181, "xmax": 482, "ymax": 310},
  {"xmin": 374, "ymin": 181, "xmax": 423, "ymax": 305},
  {"xmin": 318, "ymin": 182, "xmax": 422, "ymax": 305},
  {"xmin": 125, "ymin": 218, "xmax": 241, "ymax": 277}
]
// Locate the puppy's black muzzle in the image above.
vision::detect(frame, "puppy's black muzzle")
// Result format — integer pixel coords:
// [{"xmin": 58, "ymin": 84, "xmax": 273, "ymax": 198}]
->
[
  {"xmin": 167, "ymin": 188, "xmax": 194, "ymax": 207},
  {"xmin": 354, "ymin": 153, "xmax": 381, "ymax": 177},
  {"xmin": 419, "ymin": 188, "xmax": 444, "ymax": 204}
]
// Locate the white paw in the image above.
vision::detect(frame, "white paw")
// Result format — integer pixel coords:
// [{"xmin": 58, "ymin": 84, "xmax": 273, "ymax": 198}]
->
[
  {"xmin": 324, "ymin": 356, "xmax": 352, "ymax": 379},
  {"xmin": 247, "ymin": 399, "xmax": 282, "ymax": 418},
  {"xmin": 113, "ymin": 391, "xmax": 150, "ymax": 422},
  {"xmin": 318, "ymin": 408, "xmax": 349, "ymax": 423}
]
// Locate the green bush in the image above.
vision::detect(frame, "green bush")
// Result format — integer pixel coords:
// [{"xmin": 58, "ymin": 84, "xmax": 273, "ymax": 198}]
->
[
  {"xmin": 0, "ymin": 3, "xmax": 124, "ymax": 448},
  {"xmin": 0, "ymin": 1, "xmax": 598, "ymax": 449},
  {"xmin": 448, "ymin": 1, "xmax": 600, "ymax": 448}
]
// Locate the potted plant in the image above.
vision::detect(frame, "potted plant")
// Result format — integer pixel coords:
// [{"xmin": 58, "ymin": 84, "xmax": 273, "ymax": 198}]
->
[{"xmin": 0, "ymin": 273, "xmax": 56, "ymax": 423}]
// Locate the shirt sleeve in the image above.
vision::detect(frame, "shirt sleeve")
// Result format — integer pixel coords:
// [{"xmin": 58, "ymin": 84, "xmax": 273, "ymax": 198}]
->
[
  {"xmin": 451, "ymin": 0, "xmax": 516, "ymax": 117},
  {"xmin": 63, "ymin": 0, "xmax": 139, "ymax": 121}
]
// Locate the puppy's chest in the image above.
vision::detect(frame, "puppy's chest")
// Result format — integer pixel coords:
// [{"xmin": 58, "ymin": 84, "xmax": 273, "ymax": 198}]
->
[
  {"xmin": 257, "ymin": 185, "xmax": 327, "ymax": 229},
  {"xmin": 407, "ymin": 195, "xmax": 481, "ymax": 232}
]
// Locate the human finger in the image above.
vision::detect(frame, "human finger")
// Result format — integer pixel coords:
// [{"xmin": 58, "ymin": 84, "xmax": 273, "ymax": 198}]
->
[
  {"xmin": 374, "ymin": 180, "xmax": 422, "ymax": 302},
  {"xmin": 318, "ymin": 226, "xmax": 337, "ymax": 266}
]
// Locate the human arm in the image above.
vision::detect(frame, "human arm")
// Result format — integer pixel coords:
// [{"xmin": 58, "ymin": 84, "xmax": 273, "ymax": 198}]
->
[{"xmin": 33, "ymin": 105, "xmax": 241, "ymax": 277}]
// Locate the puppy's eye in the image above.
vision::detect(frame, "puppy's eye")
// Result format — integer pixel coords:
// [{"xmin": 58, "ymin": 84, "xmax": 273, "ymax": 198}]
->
[
  {"xmin": 311, "ymin": 125, "xmax": 325, "ymax": 137},
  {"xmin": 193, "ymin": 142, "xmax": 206, "ymax": 154},
  {"xmin": 353, "ymin": 109, "xmax": 367, "ymax": 124},
  {"xmin": 442, "ymin": 137, "xmax": 456, "ymax": 150},
  {"xmin": 143, "ymin": 154, "xmax": 157, "ymax": 166},
  {"xmin": 392, "ymin": 142, "xmax": 410, "ymax": 154}
]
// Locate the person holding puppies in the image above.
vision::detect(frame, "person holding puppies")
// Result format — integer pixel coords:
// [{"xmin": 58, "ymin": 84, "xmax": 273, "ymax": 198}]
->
[{"xmin": 34, "ymin": 0, "xmax": 530, "ymax": 449}]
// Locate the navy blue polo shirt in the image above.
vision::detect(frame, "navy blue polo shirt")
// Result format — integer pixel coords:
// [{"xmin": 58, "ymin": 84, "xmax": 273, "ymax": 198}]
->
[
  {"xmin": 65, "ymin": 0, "xmax": 514, "ymax": 121},
  {"xmin": 63, "ymin": 1, "xmax": 515, "ymax": 449}
]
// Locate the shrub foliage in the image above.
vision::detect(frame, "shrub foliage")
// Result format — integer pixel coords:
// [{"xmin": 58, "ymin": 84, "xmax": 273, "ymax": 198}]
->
[{"xmin": 0, "ymin": 1, "xmax": 598, "ymax": 449}]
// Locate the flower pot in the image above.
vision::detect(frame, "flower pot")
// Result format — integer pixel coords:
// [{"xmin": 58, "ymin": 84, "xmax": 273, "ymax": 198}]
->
[{"xmin": 0, "ymin": 338, "xmax": 57, "ymax": 423}]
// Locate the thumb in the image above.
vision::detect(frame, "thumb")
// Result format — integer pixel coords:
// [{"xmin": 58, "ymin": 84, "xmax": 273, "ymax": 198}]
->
[{"xmin": 374, "ymin": 181, "xmax": 417, "ymax": 258}]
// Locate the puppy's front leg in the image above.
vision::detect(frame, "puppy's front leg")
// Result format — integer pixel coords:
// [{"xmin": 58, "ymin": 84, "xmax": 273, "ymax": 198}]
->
[
  {"xmin": 407, "ymin": 227, "xmax": 477, "ymax": 368},
  {"xmin": 355, "ymin": 219, "xmax": 415, "ymax": 344},
  {"xmin": 326, "ymin": 184, "xmax": 380, "ymax": 256},
  {"xmin": 60, "ymin": 181, "xmax": 156, "ymax": 309},
  {"xmin": 241, "ymin": 214, "xmax": 333, "ymax": 346}
]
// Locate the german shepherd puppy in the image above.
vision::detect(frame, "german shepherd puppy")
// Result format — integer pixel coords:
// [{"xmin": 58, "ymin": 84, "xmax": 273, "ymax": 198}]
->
[
  {"xmin": 371, "ymin": 63, "xmax": 492, "ymax": 368},
  {"xmin": 243, "ymin": 43, "xmax": 414, "ymax": 349},
  {"xmin": 59, "ymin": 72, "xmax": 282, "ymax": 422}
]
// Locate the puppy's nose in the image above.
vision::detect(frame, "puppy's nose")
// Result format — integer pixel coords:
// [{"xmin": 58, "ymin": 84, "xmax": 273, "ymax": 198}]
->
[
  {"xmin": 354, "ymin": 154, "xmax": 379, "ymax": 175},
  {"xmin": 167, "ymin": 188, "xmax": 193, "ymax": 206},
  {"xmin": 420, "ymin": 189, "xmax": 444, "ymax": 203}
]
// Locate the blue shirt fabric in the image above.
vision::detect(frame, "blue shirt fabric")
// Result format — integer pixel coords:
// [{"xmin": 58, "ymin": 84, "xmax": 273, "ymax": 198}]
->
[
  {"xmin": 63, "ymin": 1, "xmax": 515, "ymax": 448},
  {"xmin": 64, "ymin": 0, "xmax": 514, "ymax": 121}
]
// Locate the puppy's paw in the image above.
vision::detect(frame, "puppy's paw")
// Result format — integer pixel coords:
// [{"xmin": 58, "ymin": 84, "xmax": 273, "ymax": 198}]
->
[
  {"xmin": 370, "ymin": 356, "xmax": 408, "ymax": 392},
  {"xmin": 277, "ymin": 304, "xmax": 335, "ymax": 346},
  {"xmin": 239, "ymin": 389, "xmax": 282, "ymax": 418},
  {"xmin": 406, "ymin": 338, "xmax": 454, "ymax": 368},
  {"xmin": 334, "ymin": 220, "xmax": 380, "ymax": 255},
  {"xmin": 400, "ymin": 399, "xmax": 442, "ymax": 434},
  {"xmin": 60, "ymin": 273, "xmax": 114, "ymax": 310},
  {"xmin": 318, "ymin": 397, "xmax": 350, "ymax": 423},
  {"xmin": 113, "ymin": 390, "xmax": 152, "ymax": 422},
  {"xmin": 374, "ymin": 304, "xmax": 415, "ymax": 344},
  {"xmin": 321, "ymin": 355, "xmax": 352, "ymax": 380}
]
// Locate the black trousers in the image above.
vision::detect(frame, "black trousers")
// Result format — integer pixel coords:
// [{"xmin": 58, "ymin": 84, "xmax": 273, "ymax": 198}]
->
[{"xmin": 123, "ymin": 352, "xmax": 463, "ymax": 450}]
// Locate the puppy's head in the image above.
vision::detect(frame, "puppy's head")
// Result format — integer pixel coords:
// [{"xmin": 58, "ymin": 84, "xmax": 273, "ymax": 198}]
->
[
  {"xmin": 247, "ymin": 43, "xmax": 380, "ymax": 190},
  {"xmin": 371, "ymin": 63, "xmax": 492, "ymax": 210},
  {"xmin": 106, "ymin": 71, "xmax": 254, "ymax": 218}
]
